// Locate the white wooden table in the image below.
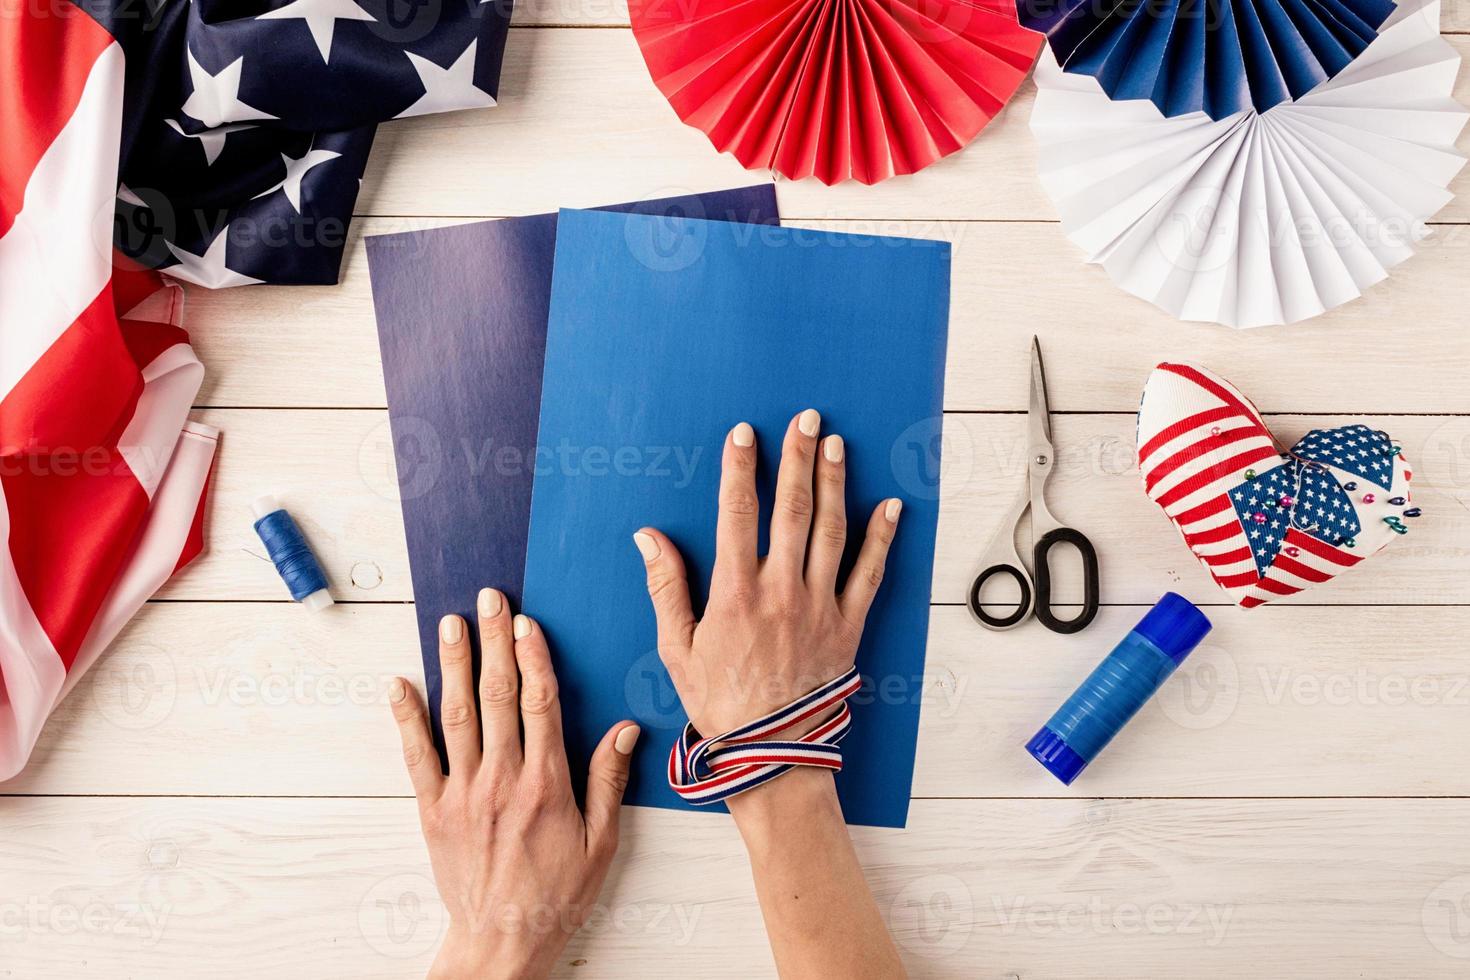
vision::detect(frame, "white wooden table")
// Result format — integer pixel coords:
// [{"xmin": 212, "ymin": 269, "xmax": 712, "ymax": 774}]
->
[{"xmin": 5, "ymin": 5, "xmax": 1470, "ymax": 976}]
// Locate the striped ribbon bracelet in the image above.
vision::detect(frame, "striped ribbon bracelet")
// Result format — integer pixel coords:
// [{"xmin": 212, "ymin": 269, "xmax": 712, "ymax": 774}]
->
[{"xmin": 668, "ymin": 666, "xmax": 863, "ymax": 805}]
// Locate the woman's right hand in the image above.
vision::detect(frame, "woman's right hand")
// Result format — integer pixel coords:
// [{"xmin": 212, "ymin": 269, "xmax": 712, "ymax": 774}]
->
[
  {"xmin": 632, "ymin": 409, "xmax": 909, "ymax": 979},
  {"xmin": 632, "ymin": 409, "xmax": 901, "ymax": 738}
]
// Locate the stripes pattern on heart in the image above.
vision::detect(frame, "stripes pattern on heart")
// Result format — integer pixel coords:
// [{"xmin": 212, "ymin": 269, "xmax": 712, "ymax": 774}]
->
[{"xmin": 1137, "ymin": 363, "xmax": 1415, "ymax": 607}]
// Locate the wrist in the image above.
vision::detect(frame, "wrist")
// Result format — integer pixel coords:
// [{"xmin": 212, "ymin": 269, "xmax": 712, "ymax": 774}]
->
[
  {"xmin": 728, "ymin": 766, "xmax": 843, "ymax": 847},
  {"xmin": 430, "ymin": 926, "xmax": 561, "ymax": 980}
]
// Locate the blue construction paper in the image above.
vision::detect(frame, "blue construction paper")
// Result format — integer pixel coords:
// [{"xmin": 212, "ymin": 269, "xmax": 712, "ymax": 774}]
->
[
  {"xmin": 364, "ymin": 187, "xmax": 780, "ymax": 764},
  {"xmin": 522, "ymin": 210, "xmax": 950, "ymax": 828},
  {"xmin": 1019, "ymin": 0, "xmax": 1395, "ymax": 119}
]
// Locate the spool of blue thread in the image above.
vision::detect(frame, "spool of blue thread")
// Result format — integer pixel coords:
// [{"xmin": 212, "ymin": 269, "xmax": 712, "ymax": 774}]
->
[
  {"xmin": 1026, "ymin": 593, "xmax": 1211, "ymax": 785},
  {"xmin": 252, "ymin": 495, "xmax": 333, "ymax": 611}
]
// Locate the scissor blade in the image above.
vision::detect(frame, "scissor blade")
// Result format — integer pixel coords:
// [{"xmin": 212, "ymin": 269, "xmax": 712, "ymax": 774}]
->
[{"xmin": 1028, "ymin": 336, "xmax": 1052, "ymax": 449}]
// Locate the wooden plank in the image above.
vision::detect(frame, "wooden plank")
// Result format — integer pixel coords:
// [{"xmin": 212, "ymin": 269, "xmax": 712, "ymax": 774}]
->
[
  {"xmin": 355, "ymin": 31, "xmax": 1470, "ymax": 222},
  {"xmin": 0, "ymin": 795, "xmax": 1467, "ymax": 977},
  {"xmin": 190, "ymin": 216, "xmax": 1470, "ymax": 413},
  {"xmin": 512, "ymin": 0, "xmax": 1470, "ymax": 30},
  {"xmin": 9, "ymin": 603, "xmax": 1470, "ymax": 797},
  {"xmin": 156, "ymin": 409, "xmax": 1470, "ymax": 604}
]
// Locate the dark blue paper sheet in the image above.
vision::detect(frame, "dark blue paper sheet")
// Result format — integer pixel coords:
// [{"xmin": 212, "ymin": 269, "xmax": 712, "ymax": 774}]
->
[
  {"xmin": 522, "ymin": 210, "xmax": 951, "ymax": 828},
  {"xmin": 364, "ymin": 187, "xmax": 780, "ymax": 762}
]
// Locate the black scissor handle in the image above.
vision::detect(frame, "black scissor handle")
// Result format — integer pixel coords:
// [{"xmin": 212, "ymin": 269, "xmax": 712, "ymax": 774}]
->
[
  {"xmin": 968, "ymin": 562, "xmax": 1032, "ymax": 630},
  {"xmin": 1032, "ymin": 527, "xmax": 1099, "ymax": 634}
]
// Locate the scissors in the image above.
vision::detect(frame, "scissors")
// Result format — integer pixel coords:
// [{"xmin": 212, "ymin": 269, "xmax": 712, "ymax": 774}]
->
[{"xmin": 968, "ymin": 337, "xmax": 1100, "ymax": 634}]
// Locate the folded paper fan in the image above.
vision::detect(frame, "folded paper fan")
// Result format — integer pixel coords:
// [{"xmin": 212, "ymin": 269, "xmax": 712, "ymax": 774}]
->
[
  {"xmin": 1019, "ymin": 0, "xmax": 1397, "ymax": 119},
  {"xmin": 1031, "ymin": 0, "xmax": 1468, "ymax": 328},
  {"xmin": 628, "ymin": 0, "xmax": 1043, "ymax": 184}
]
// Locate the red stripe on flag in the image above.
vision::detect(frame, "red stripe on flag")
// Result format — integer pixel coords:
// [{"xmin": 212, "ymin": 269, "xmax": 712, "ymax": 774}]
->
[
  {"xmin": 174, "ymin": 441, "xmax": 218, "ymax": 574},
  {"xmin": 1201, "ymin": 546, "xmax": 1252, "ymax": 567},
  {"xmin": 1287, "ymin": 529, "xmax": 1363, "ymax": 567},
  {"xmin": 1158, "ymin": 363, "xmax": 1272, "ymax": 434},
  {"xmin": 1213, "ymin": 570, "xmax": 1260, "ymax": 588},
  {"xmin": 1156, "ymin": 446, "xmax": 1280, "ymax": 508},
  {"xmin": 1174, "ymin": 495, "xmax": 1232, "ymax": 527},
  {"xmin": 0, "ymin": 3, "xmax": 114, "ymax": 236},
  {"xmin": 1257, "ymin": 577, "xmax": 1305, "ymax": 595},
  {"xmin": 1270, "ymin": 554, "xmax": 1333, "ymax": 584},
  {"xmin": 1138, "ymin": 405, "xmax": 1244, "ymax": 465},
  {"xmin": 1145, "ymin": 425, "xmax": 1264, "ymax": 492},
  {"xmin": 1185, "ymin": 521, "xmax": 1243, "ymax": 547},
  {"xmin": 2, "ymin": 457, "xmax": 149, "ymax": 669},
  {"xmin": 0, "ymin": 283, "xmax": 140, "ymax": 456}
]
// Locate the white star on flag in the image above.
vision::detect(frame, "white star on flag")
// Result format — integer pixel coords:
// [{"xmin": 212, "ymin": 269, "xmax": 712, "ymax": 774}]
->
[
  {"xmin": 165, "ymin": 117, "xmax": 255, "ymax": 166},
  {"xmin": 164, "ymin": 227, "xmax": 265, "ymax": 289},
  {"xmin": 256, "ymin": 0, "xmax": 376, "ymax": 63},
  {"xmin": 181, "ymin": 50, "xmax": 278, "ymax": 128},
  {"xmin": 251, "ymin": 148, "xmax": 342, "ymax": 212},
  {"xmin": 395, "ymin": 40, "xmax": 496, "ymax": 118}
]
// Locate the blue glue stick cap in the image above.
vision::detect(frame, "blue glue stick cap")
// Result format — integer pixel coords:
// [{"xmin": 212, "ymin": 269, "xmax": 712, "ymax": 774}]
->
[
  {"xmin": 1025, "ymin": 593, "xmax": 1211, "ymax": 786},
  {"xmin": 1133, "ymin": 591, "xmax": 1212, "ymax": 664}
]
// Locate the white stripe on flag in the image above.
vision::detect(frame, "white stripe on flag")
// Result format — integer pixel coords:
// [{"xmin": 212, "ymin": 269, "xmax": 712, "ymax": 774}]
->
[{"xmin": 0, "ymin": 42, "xmax": 122, "ymax": 400}]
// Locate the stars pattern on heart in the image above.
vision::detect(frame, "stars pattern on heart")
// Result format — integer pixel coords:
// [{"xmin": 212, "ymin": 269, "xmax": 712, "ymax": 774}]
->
[
  {"xmin": 1229, "ymin": 461, "xmax": 1362, "ymax": 573},
  {"xmin": 1291, "ymin": 423, "xmax": 1396, "ymax": 490}
]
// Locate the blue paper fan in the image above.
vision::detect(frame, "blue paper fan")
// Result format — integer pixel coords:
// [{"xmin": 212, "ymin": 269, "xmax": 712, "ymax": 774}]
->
[{"xmin": 1017, "ymin": 0, "xmax": 1397, "ymax": 119}]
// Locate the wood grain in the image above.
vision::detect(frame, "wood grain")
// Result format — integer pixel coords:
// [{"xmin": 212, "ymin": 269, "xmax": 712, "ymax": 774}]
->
[
  {"xmin": 155, "ymin": 409, "xmax": 1470, "ymax": 604},
  {"xmin": 8, "ymin": 603, "xmax": 1469, "ymax": 798},
  {"xmin": 190, "ymin": 217, "xmax": 1470, "ymax": 413},
  {"xmin": 0, "ymin": 795, "xmax": 1467, "ymax": 977}
]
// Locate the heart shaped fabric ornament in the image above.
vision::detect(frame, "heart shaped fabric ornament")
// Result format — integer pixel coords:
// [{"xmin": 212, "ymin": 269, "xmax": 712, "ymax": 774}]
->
[{"xmin": 1137, "ymin": 363, "xmax": 1416, "ymax": 607}]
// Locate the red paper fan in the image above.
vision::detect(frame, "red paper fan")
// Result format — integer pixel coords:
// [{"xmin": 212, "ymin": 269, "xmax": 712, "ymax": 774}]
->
[{"xmin": 629, "ymin": 0, "xmax": 1042, "ymax": 185}]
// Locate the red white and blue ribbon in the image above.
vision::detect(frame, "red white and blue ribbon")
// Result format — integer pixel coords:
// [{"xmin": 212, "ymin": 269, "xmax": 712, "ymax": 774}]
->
[{"xmin": 668, "ymin": 667, "xmax": 863, "ymax": 805}]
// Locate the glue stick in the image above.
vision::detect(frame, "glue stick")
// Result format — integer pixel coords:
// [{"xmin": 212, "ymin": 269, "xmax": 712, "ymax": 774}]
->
[
  {"xmin": 252, "ymin": 495, "xmax": 334, "ymax": 611},
  {"xmin": 1026, "ymin": 593, "xmax": 1211, "ymax": 785}
]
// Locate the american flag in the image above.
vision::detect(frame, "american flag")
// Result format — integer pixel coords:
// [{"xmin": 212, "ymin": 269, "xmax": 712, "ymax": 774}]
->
[
  {"xmin": 1137, "ymin": 364, "xmax": 1413, "ymax": 608},
  {"xmin": 0, "ymin": 0, "xmax": 509, "ymax": 780}
]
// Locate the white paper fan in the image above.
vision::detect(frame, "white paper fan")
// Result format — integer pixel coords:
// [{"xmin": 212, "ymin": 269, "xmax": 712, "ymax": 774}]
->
[{"xmin": 1030, "ymin": 0, "xmax": 1468, "ymax": 328}]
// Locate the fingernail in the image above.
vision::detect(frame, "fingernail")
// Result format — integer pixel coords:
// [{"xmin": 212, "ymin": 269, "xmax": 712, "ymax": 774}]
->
[
  {"xmin": 439, "ymin": 615, "xmax": 463, "ymax": 644},
  {"xmin": 513, "ymin": 614, "xmax": 532, "ymax": 640},
  {"xmin": 389, "ymin": 678, "xmax": 407, "ymax": 703},
  {"xmin": 885, "ymin": 498, "xmax": 903, "ymax": 522},
  {"xmin": 732, "ymin": 422, "xmax": 754, "ymax": 448},
  {"xmin": 478, "ymin": 588, "xmax": 502, "ymax": 618},
  {"xmin": 798, "ymin": 408, "xmax": 820, "ymax": 437},
  {"xmin": 824, "ymin": 434, "xmax": 844, "ymax": 463},
  {"xmin": 614, "ymin": 724, "xmax": 641, "ymax": 755},
  {"xmin": 633, "ymin": 531, "xmax": 660, "ymax": 561}
]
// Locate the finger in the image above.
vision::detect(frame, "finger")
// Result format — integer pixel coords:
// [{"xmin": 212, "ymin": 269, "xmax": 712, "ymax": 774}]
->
[
  {"xmin": 584, "ymin": 722, "xmax": 640, "ymax": 862},
  {"xmin": 840, "ymin": 498, "xmax": 902, "ymax": 625},
  {"xmin": 437, "ymin": 614, "xmax": 482, "ymax": 775},
  {"xmin": 713, "ymin": 421, "xmax": 759, "ymax": 589},
  {"xmin": 476, "ymin": 588, "xmax": 521, "ymax": 765},
  {"xmin": 633, "ymin": 528, "xmax": 696, "ymax": 657},
  {"xmin": 389, "ymin": 677, "xmax": 444, "ymax": 802},
  {"xmin": 806, "ymin": 433, "xmax": 847, "ymax": 592},
  {"xmin": 768, "ymin": 409, "xmax": 821, "ymax": 576},
  {"xmin": 513, "ymin": 614, "xmax": 569, "ymax": 780}
]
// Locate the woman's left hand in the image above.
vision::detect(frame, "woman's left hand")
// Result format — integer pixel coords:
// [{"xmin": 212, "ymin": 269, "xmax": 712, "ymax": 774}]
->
[{"xmin": 390, "ymin": 587, "xmax": 641, "ymax": 979}]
